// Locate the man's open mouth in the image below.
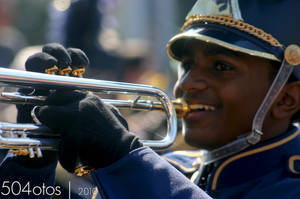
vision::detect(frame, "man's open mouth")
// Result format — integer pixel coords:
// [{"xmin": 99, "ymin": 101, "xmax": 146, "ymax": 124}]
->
[{"xmin": 189, "ymin": 104, "xmax": 216, "ymax": 112}]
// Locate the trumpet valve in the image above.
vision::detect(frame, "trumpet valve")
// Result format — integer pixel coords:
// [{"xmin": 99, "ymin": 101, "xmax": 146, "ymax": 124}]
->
[
  {"xmin": 45, "ymin": 66, "xmax": 59, "ymax": 75},
  {"xmin": 36, "ymin": 147, "xmax": 43, "ymax": 158},
  {"xmin": 8, "ymin": 147, "xmax": 43, "ymax": 158},
  {"xmin": 59, "ymin": 66, "xmax": 72, "ymax": 76},
  {"xmin": 8, "ymin": 149, "xmax": 31, "ymax": 156},
  {"xmin": 72, "ymin": 67, "xmax": 86, "ymax": 78}
]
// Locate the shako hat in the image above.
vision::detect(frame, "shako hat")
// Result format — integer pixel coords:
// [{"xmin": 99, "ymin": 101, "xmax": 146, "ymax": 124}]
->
[{"xmin": 167, "ymin": 0, "xmax": 300, "ymax": 65}]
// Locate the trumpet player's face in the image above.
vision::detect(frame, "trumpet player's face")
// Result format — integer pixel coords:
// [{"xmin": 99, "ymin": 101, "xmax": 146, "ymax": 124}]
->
[{"xmin": 173, "ymin": 41, "xmax": 273, "ymax": 150}]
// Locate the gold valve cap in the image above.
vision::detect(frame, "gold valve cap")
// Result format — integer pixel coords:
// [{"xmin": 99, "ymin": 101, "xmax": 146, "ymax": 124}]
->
[
  {"xmin": 72, "ymin": 67, "xmax": 86, "ymax": 77},
  {"xmin": 59, "ymin": 66, "xmax": 72, "ymax": 76},
  {"xmin": 45, "ymin": 66, "xmax": 59, "ymax": 74}
]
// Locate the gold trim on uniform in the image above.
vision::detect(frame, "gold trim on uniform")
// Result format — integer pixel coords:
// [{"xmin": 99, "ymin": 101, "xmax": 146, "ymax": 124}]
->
[
  {"xmin": 211, "ymin": 130, "xmax": 299, "ymax": 190},
  {"xmin": 288, "ymin": 155, "xmax": 300, "ymax": 174},
  {"xmin": 182, "ymin": 15, "xmax": 283, "ymax": 48},
  {"xmin": 92, "ymin": 187, "xmax": 99, "ymax": 199}
]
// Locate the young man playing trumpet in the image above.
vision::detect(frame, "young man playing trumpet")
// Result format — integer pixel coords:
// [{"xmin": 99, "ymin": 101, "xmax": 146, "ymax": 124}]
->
[{"xmin": 12, "ymin": 0, "xmax": 300, "ymax": 198}]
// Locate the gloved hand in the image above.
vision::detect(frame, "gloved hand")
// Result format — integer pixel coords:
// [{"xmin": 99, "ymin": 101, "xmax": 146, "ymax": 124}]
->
[
  {"xmin": 14, "ymin": 43, "xmax": 89, "ymax": 168},
  {"xmin": 16, "ymin": 43, "xmax": 89, "ymax": 123},
  {"xmin": 35, "ymin": 90, "xmax": 143, "ymax": 172}
]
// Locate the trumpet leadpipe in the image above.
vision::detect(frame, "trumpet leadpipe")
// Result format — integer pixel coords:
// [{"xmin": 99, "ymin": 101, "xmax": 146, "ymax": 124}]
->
[
  {"xmin": 103, "ymin": 98, "xmax": 189, "ymax": 118},
  {"xmin": 0, "ymin": 92, "xmax": 190, "ymax": 118}
]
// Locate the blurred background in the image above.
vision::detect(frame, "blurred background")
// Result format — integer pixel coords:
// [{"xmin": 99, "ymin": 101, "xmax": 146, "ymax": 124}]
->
[
  {"xmin": 0, "ymin": 0, "xmax": 197, "ymax": 198},
  {"xmin": 0, "ymin": 0, "xmax": 195, "ymax": 82},
  {"xmin": 0, "ymin": 0, "xmax": 197, "ymax": 145}
]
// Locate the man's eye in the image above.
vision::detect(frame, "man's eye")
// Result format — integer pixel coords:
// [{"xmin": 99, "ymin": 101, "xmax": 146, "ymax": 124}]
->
[
  {"xmin": 181, "ymin": 60, "xmax": 194, "ymax": 71},
  {"xmin": 213, "ymin": 62, "xmax": 235, "ymax": 71}
]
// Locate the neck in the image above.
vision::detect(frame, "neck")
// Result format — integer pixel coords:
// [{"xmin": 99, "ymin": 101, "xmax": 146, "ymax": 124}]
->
[{"xmin": 261, "ymin": 117, "xmax": 290, "ymax": 142}]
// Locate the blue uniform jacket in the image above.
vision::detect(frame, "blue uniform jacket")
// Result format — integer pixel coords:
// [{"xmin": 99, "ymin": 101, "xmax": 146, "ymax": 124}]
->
[
  {"xmin": 91, "ymin": 146, "xmax": 212, "ymax": 199},
  {"xmin": 91, "ymin": 127, "xmax": 300, "ymax": 199},
  {"xmin": 165, "ymin": 127, "xmax": 300, "ymax": 199}
]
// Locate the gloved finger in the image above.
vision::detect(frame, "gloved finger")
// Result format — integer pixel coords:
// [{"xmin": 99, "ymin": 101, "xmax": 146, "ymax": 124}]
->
[
  {"xmin": 36, "ymin": 104, "xmax": 76, "ymax": 131},
  {"xmin": 67, "ymin": 48, "xmax": 89, "ymax": 77},
  {"xmin": 23, "ymin": 52, "xmax": 58, "ymax": 96},
  {"xmin": 25, "ymin": 52, "xmax": 58, "ymax": 73},
  {"xmin": 67, "ymin": 48, "xmax": 89, "ymax": 67},
  {"xmin": 79, "ymin": 94, "xmax": 130, "ymax": 133},
  {"xmin": 36, "ymin": 91, "xmax": 97, "ymax": 129},
  {"xmin": 58, "ymin": 135, "xmax": 80, "ymax": 173},
  {"xmin": 106, "ymin": 104, "xmax": 129, "ymax": 130},
  {"xmin": 44, "ymin": 90, "xmax": 89, "ymax": 106},
  {"xmin": 42, "ymin": 43, "xmax": 72, "ymax": 75},
  {"xmin": 67, "ymin": 48, "xmax": 89, "ymax": 66}
]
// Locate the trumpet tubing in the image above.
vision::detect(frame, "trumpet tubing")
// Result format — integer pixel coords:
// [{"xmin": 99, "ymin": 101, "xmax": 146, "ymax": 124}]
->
[
  {"xmin": 0, "ymin": 92, "xmax": 190, "ymax": 118},
  {"xmin": 0, "ymin": 67, "xmax": 181, "ymax": 158}
]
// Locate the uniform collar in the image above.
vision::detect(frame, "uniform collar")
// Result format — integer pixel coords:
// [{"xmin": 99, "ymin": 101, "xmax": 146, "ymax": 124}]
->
[{"xmin": 206, "ymin": 126, "xmax": 300, "ymax": 191}]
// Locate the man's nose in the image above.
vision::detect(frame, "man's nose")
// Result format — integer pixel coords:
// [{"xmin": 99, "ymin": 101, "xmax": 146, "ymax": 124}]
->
[{"xmin": 174, "ymin": 71, "xmax": 208, "ymax": 98}]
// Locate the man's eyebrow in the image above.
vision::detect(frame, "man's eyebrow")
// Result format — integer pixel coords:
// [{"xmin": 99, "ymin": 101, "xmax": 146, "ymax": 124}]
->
[{"xmin": 203, "ymin": 46, "xmax": 241, "ymax": 59}]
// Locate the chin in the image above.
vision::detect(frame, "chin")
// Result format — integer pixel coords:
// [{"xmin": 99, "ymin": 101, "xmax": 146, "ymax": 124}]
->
[
  {"xmin": 183, "ymin": 128, "xmax": 210, "ymax": 150},
  {"xmin": 182, "ymin": 126, "xmax": 226, "ymax": 151}
]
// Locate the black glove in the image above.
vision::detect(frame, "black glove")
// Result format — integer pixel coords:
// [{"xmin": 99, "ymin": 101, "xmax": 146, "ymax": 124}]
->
[
  {"xmin": 16, "ymin": 43, "xmax": 89, "ymax": 123},
  {"xmin": 36, "ymin": 90, "xmax": 142, "ymax": 172},
  {"xmin": 15, "ymin": 43, "xmax": 89, "ymax": 168}
]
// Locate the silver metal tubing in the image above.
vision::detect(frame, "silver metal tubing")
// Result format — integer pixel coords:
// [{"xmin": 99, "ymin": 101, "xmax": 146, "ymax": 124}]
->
[
  {"xmin": 0, "ymin": 93, "xmax": 190, "ymax": 117},
  {"xmin": 0, "ymin": 67, "xmax": 177, "ymax": 153}
]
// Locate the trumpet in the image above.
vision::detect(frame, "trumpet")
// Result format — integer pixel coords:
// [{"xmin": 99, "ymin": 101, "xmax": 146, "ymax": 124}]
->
[{"xmin": 0, "ymin": 67, "xmax": 189, "ymax": 159}]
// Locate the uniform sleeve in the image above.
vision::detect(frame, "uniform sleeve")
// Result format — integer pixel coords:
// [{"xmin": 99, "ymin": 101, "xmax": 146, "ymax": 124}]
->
[{"xmin": 92, "ymin": 147, "xmax": 212, "ymax": 199}]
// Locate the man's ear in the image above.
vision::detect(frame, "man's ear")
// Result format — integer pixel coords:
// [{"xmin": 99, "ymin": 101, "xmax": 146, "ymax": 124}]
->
[{"xmin": 272, "ymin": 81, "xmax": 300, "ymax": 120}]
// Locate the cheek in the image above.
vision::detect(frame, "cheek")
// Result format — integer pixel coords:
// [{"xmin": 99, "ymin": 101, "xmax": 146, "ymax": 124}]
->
[{"xmin": 219, "ymin": 79, "xmax": 269, "ymax": 122}]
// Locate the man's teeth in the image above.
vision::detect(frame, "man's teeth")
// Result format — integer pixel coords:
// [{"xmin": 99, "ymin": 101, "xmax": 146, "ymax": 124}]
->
[{"xmin": 189, "ymin": 104, "xmax": 215, "ymax": 111}]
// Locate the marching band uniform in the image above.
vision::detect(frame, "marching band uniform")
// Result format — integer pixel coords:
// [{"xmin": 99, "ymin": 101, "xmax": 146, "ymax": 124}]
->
[
  {"xmin": 91, "ymin": 147, "xmax": 211, "ymax": 199},
  {"xmin": 165, "ymin": 126, "xmax": 300, "ymax": 199},
  {"xmin": 87, "ymin": 126, "xmax": 300, "ymax": 199},
  {"xmin": 90, "ymin": 0, "xmax": 300, "ymax": 198}
]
